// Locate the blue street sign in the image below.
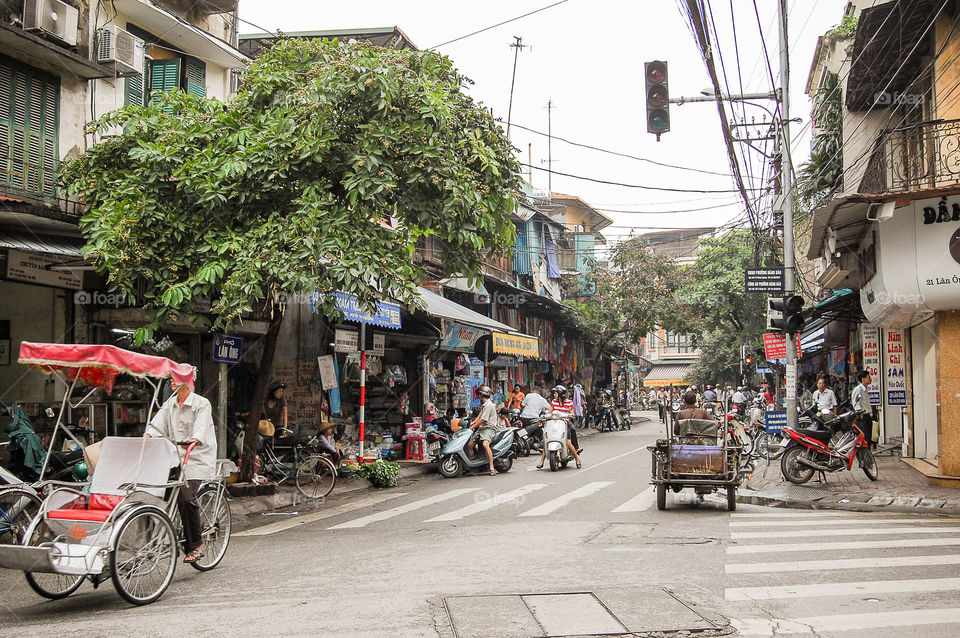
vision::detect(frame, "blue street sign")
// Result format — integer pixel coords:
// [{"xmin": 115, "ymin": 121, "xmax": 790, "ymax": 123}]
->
[
  {"xmin": 765, "ymin": 410, "xmax": 787, "ymax": 435},
  {"xmin": 213, "ymin": 334, "xmax": 243, "ymax": 364}
]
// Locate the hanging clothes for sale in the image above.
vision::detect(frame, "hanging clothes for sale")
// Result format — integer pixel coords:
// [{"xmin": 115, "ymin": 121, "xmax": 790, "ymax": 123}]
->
[{"xmin": 329, "ymin": 355, "xmax": 342, "ymax": 415}]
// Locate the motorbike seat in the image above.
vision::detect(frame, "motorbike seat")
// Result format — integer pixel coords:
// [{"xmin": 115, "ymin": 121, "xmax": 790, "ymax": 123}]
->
[
  {"xmin": 490, "ymin": 429, "xmax": 512, "ymax": 447},
  {"xmin": 797, "ymin": 428, "xmax": 832, "ymax": 444}
]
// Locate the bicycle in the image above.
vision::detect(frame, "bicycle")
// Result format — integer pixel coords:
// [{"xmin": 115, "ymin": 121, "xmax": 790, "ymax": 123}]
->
[
  {"xmin": 260, "ymin": 429, "xmax": 337, "ymax": 500},
  {"xmin": 0, "ymin": 484, "xmax": 42, "ymax": 545}
]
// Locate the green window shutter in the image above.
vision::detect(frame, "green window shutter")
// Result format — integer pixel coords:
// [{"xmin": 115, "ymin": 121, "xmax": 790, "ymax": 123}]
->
[
  {"xmin": 124, "ymin": 54, "xmax": 147, "ymax": 106},
  {"xmin": 0, "ymin": 56, "xmax": 58, "ymax": 201},
  {"xmin": 149, "ymin": 58, "xmax": 180, "ymax": 112},
  {"xmin": 184, "ymin": 57, "xmax": 206, "ymax": 98}
]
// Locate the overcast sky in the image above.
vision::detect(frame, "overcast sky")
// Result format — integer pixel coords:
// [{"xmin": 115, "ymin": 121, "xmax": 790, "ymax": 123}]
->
[{"xmin": 236, "ymin": 0, "xmax": 848, "ymax": 245}]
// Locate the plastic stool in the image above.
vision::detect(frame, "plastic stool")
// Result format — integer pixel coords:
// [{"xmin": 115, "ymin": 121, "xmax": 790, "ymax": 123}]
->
[{"xmin": 405, "ymin": 438, "xmax": 424, "ymax": 460}]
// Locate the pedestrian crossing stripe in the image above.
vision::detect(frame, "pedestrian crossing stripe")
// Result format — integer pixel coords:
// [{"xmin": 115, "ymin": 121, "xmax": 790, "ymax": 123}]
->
[
  {"xmin": 731, "ymin": 608, "xmax": 960, "ymax": 635},
  {"xmin": 327, "ymin": 488, "xmax": 479, "ymax": 530},
  {"xmin": 612, "ymin": 488, "xmax": 656, "ymax": 512},
  {"xmin": 234, "ymin": 491, "xmax": 409, "ymax": 537},
  {"xmin": 731, "ymin": 525, "xmax": 960, "ymax": 539},
  {"xmin": 726, "ymin": 553, "xmax": 960, "ymax": 574},
  {"xmin": 424, "ymin": 484, "xmax": 549, "ymax": 522},
  {"xmin": 729, "ymin": 517, "xmax": 957, "ymax": 527},
  {"xmin": 726, "ymin": 576, "xmax": 960, "ymax": 600},
  {"xmin": 519, "ymin": 481, "xmax": 615, "ymax": 517},
  {"xmin": 727, "ymin": 536, "xmax": 960, "ymax": 555}
]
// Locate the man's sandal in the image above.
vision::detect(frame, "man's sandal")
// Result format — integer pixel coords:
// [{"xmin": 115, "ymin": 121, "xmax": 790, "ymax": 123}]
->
[{"xmin": 183, "ymin": 548, "xmax": 204, "ymax": 564}]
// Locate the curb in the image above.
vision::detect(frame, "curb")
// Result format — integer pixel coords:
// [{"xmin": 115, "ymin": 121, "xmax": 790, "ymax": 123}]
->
[{"xmin": 735, "ymin": 490, "xmax": 960, "ymax": 516}]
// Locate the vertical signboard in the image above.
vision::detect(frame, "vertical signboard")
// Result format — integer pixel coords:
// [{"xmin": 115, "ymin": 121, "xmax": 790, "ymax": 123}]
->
[
  {"xmin": 861, "ymin": 326, "xmax": 882, "ymax": 405},
  {"xmin": 885, "ymin": 329, "xmax": 906, "ymax": 406}
]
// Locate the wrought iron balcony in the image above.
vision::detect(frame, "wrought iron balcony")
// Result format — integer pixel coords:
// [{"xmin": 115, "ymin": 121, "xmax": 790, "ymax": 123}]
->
[{"xmin": 860, "ymin": 119, "xmax": 960, "ymax": 194}]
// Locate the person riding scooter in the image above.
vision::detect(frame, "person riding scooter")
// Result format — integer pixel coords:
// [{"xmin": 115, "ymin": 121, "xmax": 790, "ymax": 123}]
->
[
  {"xmin": 465, "ymin": 385, "xmax": 501, "ymax": 476},
  {"xmin": 537, "ymin": 385, "xmax": 582, "ymax": 469}
]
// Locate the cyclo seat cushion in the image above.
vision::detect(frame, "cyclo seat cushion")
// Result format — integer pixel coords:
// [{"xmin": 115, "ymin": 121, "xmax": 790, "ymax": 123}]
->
[
  {"xmin": 675, "ymin": 419, "xmax": 718, "ymax": 443},
  {"xmin": 48, "ymin": 494, "xmax": 125, "ymax": 522}
]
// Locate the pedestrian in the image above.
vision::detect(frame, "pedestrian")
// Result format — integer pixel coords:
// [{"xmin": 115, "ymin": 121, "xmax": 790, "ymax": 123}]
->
[
  {"xmin": 508, "ymin": 384, "xmax": 525, "ymax": 411},
  {"xmin": 572, "ymin": 382, "xmax": 585, "ymax": 428},
  {"xmin": 811, "ymin": 377, "xmax": 837, "ymax": 413},
  {"xmin": 263, "ymin": 381, "xmax": 288, "ymax": 439},
  {"xmin": 146, "ymin": 375, "xmax": 215, "ymax": 564},
  {"xmin": 850, "ymin": 370, "xmax": 876, "ymax": 448}
]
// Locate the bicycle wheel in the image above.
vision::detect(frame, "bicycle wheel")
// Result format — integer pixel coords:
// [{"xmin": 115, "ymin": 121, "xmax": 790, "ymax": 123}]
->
[
  {"xmin": 295, "ymin": 455, "xmax": 336, "ymax": 500},
  {"xmin": 191, "ymin": 484, "xmax": 231, "ymax": 572},
  {"xmin": 0, "ymin": 487, "xmax": 41, "ymax": 545},
  {"xmin": 24, "ymin": 521, "xmax": 84, "ymax": 599},
  {"xmin": 110, "ymin": 508, "xmax": 177, "ymax": 605}
]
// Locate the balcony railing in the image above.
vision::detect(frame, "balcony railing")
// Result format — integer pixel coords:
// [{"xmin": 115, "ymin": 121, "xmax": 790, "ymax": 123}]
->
[
  {"xmin": 860, "ymin": 119, "xmax": 960, "ymax": 194},
  {"xmin": 0, "ymin": 153, "xmax": 84, "ymax": 220}
]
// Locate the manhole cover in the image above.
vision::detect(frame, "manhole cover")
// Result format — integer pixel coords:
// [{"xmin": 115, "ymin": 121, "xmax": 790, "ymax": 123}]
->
[{"xmin": 524, "ymin": 593, "xmax": 626, "ymax": 636}]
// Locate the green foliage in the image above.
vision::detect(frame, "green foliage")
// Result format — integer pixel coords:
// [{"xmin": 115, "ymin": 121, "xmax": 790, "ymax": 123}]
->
[
  {"xmin": 356, "ymin": 459, "xmax": 400, "ymax": 488},
  {"xmin": 797, "ymin": 72, "xmax": 842, "ymax": 210},
  {"xmin": 61, "ymin": 39, "xmax": 521, "ymax": 341},
  {"xmin": 565, "ymin": 241, "xmax": 689, "ymax": 375},
  {"xmin": 826, "ymin": 13, "xmax": 858, "ymax": 40},
  {"xmin": 681, "ymin": 231, "xmax": 770, "ymax": 386}
]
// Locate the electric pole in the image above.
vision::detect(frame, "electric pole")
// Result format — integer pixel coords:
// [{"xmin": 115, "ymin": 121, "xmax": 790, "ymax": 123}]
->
[
  {"xmin": 506, "ymin": 36, "xmax": 528, "ymax": 139},
  {"xmin": 546, "ymin": 99, "xmax": 555, "ymax": 196}
]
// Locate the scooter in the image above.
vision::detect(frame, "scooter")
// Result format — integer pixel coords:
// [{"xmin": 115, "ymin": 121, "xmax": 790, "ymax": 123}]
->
[
  {"xmin": 780, "ymin": 410, "xmax": 878, "ymax": 484},
  {"xmin": 541, "ymin": 414, "xmax": 575, "ymax": 471},
  {"xmin": 617, "ymin": 405, "xmax": 632, "ymax": 430},
  {"xmin": 437, "ymin": 426, "xmax": 517, "ymax": 478}
]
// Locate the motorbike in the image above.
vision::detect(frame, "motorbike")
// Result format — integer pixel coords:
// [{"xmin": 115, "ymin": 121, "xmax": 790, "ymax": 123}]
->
[
  {"xmin": 424, "ymin": 419, "xmax": 453, "ymax": 463},
  {"xmin": 502, "ymin": 408, "xmax": 531, "ymax": 457},
  {"xmin": 616, "ymin": 405, "xmax": 632, "ymax": 430},
  {"xmin": 541, "ymin": 413, "xmax": 575, "ymax": 471},
  {"xmin": 597, "ymin": 405, "xmax": 617, "ymax": 432},
  {"xmin": 437, "ymin": 426, "xmax": 517, "ymax": 478},
  {"xmin": 780, "ymin": 410, "xmax": 879, "ymax": 484}
]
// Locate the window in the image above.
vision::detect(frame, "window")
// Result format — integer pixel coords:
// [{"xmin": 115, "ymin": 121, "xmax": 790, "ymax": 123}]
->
[
  {"xmin": 124, "ymin": 25, "xmax": 206, "ymax": 108},
  {"xmin": 0, "ymin": 55, "xmax": 59, "ymax": 202},
  {"xmin": 665, "ymin": 332, "xmax": 694, "ymax": 354}
]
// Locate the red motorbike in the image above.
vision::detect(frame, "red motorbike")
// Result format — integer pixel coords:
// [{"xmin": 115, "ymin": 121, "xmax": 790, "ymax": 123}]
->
[{"xmin": 780, "ymin": 411, "xmax": 879, "ymax": 484}]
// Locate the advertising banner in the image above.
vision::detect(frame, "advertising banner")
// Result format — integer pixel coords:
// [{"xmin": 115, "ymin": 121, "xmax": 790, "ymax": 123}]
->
[
  {"xmin": 884, "ymin": 329, "xmax": 906, "ymax": 406},
  {"xmin": 440, "ymin": 322, "xmax": 484, "ymax": 352},
  {"xmin": 861, "ymin": 326, "xmax": 882, "ymax": 405}
]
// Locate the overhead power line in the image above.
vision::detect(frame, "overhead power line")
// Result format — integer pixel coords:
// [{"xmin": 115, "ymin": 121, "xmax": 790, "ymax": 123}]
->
[
  {"xmin": 520, "ymin": 162, "xmax": 766, "ymax": 193},
  {"xmin": 429, "ymin": 0, "xmax": 569, "ymax": 49}
]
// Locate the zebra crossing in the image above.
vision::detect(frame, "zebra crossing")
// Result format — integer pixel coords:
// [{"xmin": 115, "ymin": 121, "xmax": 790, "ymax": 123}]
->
[{"xmin": 725, "ymin": 509, "xmax": 960, "ymax": 636}]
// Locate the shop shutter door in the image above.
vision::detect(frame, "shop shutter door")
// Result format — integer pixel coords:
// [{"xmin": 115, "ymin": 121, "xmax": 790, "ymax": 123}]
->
[
  {"xmin": 149, "ymin": 58, "xmax": 180, "ymax": 113},
  {"xmin": 0, "ymin": 60, "xmax": 10, "ymax": 191},
  {"xmin": 184, "ymin": 57, "xmax": 206, "ymax": 98}
]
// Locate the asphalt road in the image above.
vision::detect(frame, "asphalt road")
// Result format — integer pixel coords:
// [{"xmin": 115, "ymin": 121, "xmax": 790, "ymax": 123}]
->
[{"xmin": 2, "ymin": 412, "xmax": 960, "ymax": 637}]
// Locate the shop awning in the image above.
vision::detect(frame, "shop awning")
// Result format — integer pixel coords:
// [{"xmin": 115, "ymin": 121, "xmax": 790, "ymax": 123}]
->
[
  {"xmin": 0, "ymin": 233, "xmax": 84, "ymax": 257},
  {"xmin": 415, "ymin": 286, "xmax": 515, "ymax": 333},
  {"xmin": 492, "ymin": 331, "xmax": 540, "ymax": 358},
  {"xmin": 641, "ymin": 363, "xmax": 692, "ymax": 387}
]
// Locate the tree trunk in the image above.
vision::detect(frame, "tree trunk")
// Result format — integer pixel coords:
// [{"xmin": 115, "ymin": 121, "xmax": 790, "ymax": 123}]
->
[{"xmin": 239, "ymin": 309, "xmax": 285, "ymax": 482}]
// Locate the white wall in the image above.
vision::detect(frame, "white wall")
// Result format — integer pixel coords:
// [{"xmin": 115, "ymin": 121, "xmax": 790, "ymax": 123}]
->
[
  {"xmin": 0, "ymin": 281, "xmax": 68, "ymax": 404},
  {"xmin": 910, "ymin": 320, "xmax": 938, "ymax": 459}
]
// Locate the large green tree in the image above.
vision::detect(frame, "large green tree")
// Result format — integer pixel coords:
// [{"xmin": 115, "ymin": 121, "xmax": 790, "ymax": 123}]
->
[
  {"xmin": 565, "ymin": 239, "xmax": 688, "ymax": 388},
  {"xmin": 62, "ymin": 39, "xmax": 521, "ymax": 478}
]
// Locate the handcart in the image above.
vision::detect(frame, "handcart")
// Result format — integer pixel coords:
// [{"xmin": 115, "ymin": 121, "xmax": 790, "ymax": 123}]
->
[
  {"xmin": 0, "ymin": 342, "xmax": 231, "ymax": 605},
  {"xmin": 649, "ymin": 417, "xmax": 742, "ymax": 511}
]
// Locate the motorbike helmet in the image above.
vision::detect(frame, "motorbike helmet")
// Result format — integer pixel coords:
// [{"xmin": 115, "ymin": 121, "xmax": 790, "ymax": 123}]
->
[
  {"xmin": 551, "ymin": 384, "xmax": 567, "ymax": 398},
  {"xmin": 604, "ymin": 389, "xmax": 612, "ymax": 396},
  {"xmin": 477, "ymin": 385, "xmax": 492, "ymax": 398}
]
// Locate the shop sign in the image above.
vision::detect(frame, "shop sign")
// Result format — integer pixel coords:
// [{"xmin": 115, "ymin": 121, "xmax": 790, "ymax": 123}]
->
[
  {"xmin": 491, "ymin": 331, "xmax": 540, "ymax": 358},
  {"xmin": 334, "ymin": 328, "xmax": 384, "ymax": 356},
  {"xmin": 884, "ymin": 329, "xmax": 906, "ymax": 406},
  {"xmin": 317, "ymin": 355, "xmax": 338, "ymax": 391},
  {"xmin": 5, "ymin": 250, "xmax": 82, "ymax": 290},
  {"xmin": 861, "ymin": 326, "xmax": 882, "ymax": 405},
  {"xmin": 762, "ymin": 332, "xmax": 801, "ymax": 360},
  {"xmin": 488, "ymin": 355, "xmax": 518, "ymax": 367},
  {"xmin": 324, "ymin": 293, "xmax": 402, "ymax": 329},
  {"xmin": 440, "ymin": 322, "xmax": 484, "ymax": 352},
  {"xmin": 212, "ymin": 334, "xmax": 242, "ymax": 364}
]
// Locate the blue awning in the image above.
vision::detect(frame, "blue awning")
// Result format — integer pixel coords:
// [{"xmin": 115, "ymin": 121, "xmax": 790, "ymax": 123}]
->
[{"xmin": 309, "ymin": 292, "xmax": 402, "ymax": 329}]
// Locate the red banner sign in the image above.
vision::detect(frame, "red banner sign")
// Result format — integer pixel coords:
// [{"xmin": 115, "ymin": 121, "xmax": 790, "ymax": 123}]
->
[{"xmin": 763, "ymin": 332, "xmax": 802, "ymax": 360}]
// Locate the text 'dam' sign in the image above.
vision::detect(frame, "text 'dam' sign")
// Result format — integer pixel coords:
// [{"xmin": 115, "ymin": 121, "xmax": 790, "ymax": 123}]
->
[
  {"xmin": 745, "ymin": 267, "xmax": 785, "ymax": 293},
  {"xmin": 762, "ymin": 332, "xmax": 801, "ymax": 360}
]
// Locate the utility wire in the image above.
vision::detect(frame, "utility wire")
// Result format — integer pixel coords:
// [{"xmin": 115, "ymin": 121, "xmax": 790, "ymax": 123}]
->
[
  {"xmin": 429, "ymin": 0, "xmax": 570, "ymax": 49},
  {"xmin": 520, "ymin": 162, "xmax": 766, "ymax": 193}
]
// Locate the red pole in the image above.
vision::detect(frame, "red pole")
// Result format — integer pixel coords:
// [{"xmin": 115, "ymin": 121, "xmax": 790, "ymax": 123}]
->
[{"xmin": 359, "ymin": 323, "xmax": 367, "ymax": 458}]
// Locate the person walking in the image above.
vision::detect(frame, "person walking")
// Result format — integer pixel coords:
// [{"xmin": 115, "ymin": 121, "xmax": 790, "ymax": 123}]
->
[
  {"xmin": 851, "ymin": 370, "xmax": 876, "ymax": 449},
  {"xmin": 146, "ymin": 376, "xmax": 215, "ymax": 564}
]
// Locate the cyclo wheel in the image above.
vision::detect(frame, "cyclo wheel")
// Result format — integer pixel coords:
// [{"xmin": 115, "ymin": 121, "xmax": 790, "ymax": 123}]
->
[
  {"xmin": 295, "ymin": 455, "xmax": 337, "ymax": 500},
  {"xmin": 24, "ymin": 521, "xmax": 85, "ymax": 600},
  {"xmin": 0, "ymin": 487, "xmax": 41, "ymax": 545},
  {"xmin": 191, "ymin": 484, "xmax": 232, "ymax": 572},
  {"xmin": 110, "ymin": 508, "xmax": 177, "ymax": 605}
]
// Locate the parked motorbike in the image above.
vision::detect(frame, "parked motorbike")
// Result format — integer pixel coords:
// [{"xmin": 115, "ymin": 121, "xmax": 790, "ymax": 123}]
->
[
  {"xmin": 424, "ymin": 419, "xmax": 453, "ymax": 463},
  {"xmin": 502, "ymin": 408, "xmax": 531, "ymax": 457},
  {"xmin": 616, "ymin": 405, "xmax": 632, "ymax": 430},
  {"xmin": 541, "ymin": 413, "xmax": 575, "ymax": 471},
  {"xmin": 437, "ymin": 426, "xmax": 517, "ymax": 478},
  {"xmin": 780, "ymin": 410, "xmax": 878, "ymax": 484}
]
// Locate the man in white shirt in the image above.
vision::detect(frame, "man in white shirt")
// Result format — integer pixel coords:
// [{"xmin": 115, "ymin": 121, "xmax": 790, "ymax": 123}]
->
[
  {"xmin": 466, "ymin": 385, "xmax": 500, "ymax": 475},
  {"xmin": 146, "ymin": 376, "xmax": 215, "ymax": 564},
  {"xmin": 519, "ymin": 388, "xmax": 551, "ymax": 424},
  {"xmin": 851, "ymin": 370, "xmax": 875, "ymax": 447},
  {"xmin": 811, "ymin": 378, "xmax": 838, "ymax": 412}
]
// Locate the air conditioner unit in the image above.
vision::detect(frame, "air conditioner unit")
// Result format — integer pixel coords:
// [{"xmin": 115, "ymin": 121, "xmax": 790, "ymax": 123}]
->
[
  {"xmin": 97, "ymin": 25, "xmax": 145, "ymax": 76},
  {"xmin": 22, "ymin": 0, "xmax": 79, "ymax": 47}
]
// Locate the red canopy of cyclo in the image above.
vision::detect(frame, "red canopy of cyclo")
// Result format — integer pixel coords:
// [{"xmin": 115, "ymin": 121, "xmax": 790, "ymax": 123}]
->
[{"xmin": 18, "ymin": 342, "xmax": 195, "ymax": 393}]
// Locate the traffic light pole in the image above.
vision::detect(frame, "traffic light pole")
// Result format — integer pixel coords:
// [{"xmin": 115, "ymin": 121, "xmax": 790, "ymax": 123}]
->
[{"xmin": 778, "ymin": 0, "xmax": 799, "ymax": 431}]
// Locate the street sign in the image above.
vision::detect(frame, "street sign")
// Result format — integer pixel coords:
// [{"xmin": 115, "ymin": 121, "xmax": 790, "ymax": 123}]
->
[
  {"xmin": 212, "ymin": 334, "xmax": 242, "ymax": 364},
  {"xmin": 745, "ymin": 267, "xmax": 785, "ymax": 293},
  {"xmin": 334, "ymin": 328, "xmax": 384, "ymax": 356},
  {"xmin": 765, "ymin": 410, "xmax": 787, "ymax": 434},
  {"xmin": 763, "ymin": 332, "xmax": 801, "ymax": 360}
]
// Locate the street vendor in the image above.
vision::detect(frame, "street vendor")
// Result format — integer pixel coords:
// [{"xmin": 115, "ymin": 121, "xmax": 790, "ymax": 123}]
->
[{"xmin": 146, "ymin": 377, "xmax": 216, "ymax": 564}]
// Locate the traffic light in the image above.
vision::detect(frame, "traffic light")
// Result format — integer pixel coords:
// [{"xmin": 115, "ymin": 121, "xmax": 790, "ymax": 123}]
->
[
  {"xmin": 645, "ymin": 61, "xmax": 670, "ymax": 139},
  {"xmin": 768, "ymin": 295, "xmax": 805, "ymax": 334},
  {"xmin": 743, "ymin": 353, "xmax": 754, "ymax": 367}
]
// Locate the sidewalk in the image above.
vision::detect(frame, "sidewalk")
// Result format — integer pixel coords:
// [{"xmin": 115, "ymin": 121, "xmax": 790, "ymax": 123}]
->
[{"xmin": 741, "ymin": 452, "xmax": 960, "ymax": 515}]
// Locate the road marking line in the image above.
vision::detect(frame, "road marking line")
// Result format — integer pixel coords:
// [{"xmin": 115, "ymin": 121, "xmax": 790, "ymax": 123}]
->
[
  {"xmin": 519, "ymin": 481, "xmax": 615, "ymax": 517},
  {"xmin": 726, "ymin": 576, "xmax": 960, "ymax": 600},
  {"xmin": 577, "ymin": 446, "xmax": 649, "ymax": 474},
  {"xmin": 326, "ymin": 488, "xmax": 478, "ymax": 529},
  {"xmin": 727, "ymin": 536, "xmax": 960, "ymax": 554},
  {"xmin": 726, "ymin": 553, "xmax": 960, "ymax": 574},
  {"xmin": 730, "ymin": 517, "xmax": 955, "ymax": 527},
  {"xmin": 612, "ymin": 489, "xmax": 656, "ymax": 512},
  {"xmin": 424, "ymin": 484, "xmax": 549, "ymax": 522},
  {"xmin": 234, "ymin": 491, "xmax": 408, "ymax": 537},
  {"xmin": 731, "ymin": 525, "xmax": 960, "ymax": 539},
  {"xmin": 731, "ymin": 608, "xmax": 960, "ymax": 635},
  {"xmin": 730, "ymin": 511, "xmax": 865, "ymax": 518}
]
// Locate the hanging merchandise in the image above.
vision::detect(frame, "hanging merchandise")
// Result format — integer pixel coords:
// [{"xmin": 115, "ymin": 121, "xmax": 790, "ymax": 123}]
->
[{"xmin": 329, "ymin": 355, "xmax": 342, "ymax": 415}]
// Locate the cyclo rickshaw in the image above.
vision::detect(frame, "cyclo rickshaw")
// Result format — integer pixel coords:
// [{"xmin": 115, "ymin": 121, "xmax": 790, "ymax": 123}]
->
[
  {"xmin": 649, "ymin": 411, "xmax": 742, "ymax": 512},
  {"xmin": 0, "ymin": 342, "xmax": 231, "ymax": 605}
]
